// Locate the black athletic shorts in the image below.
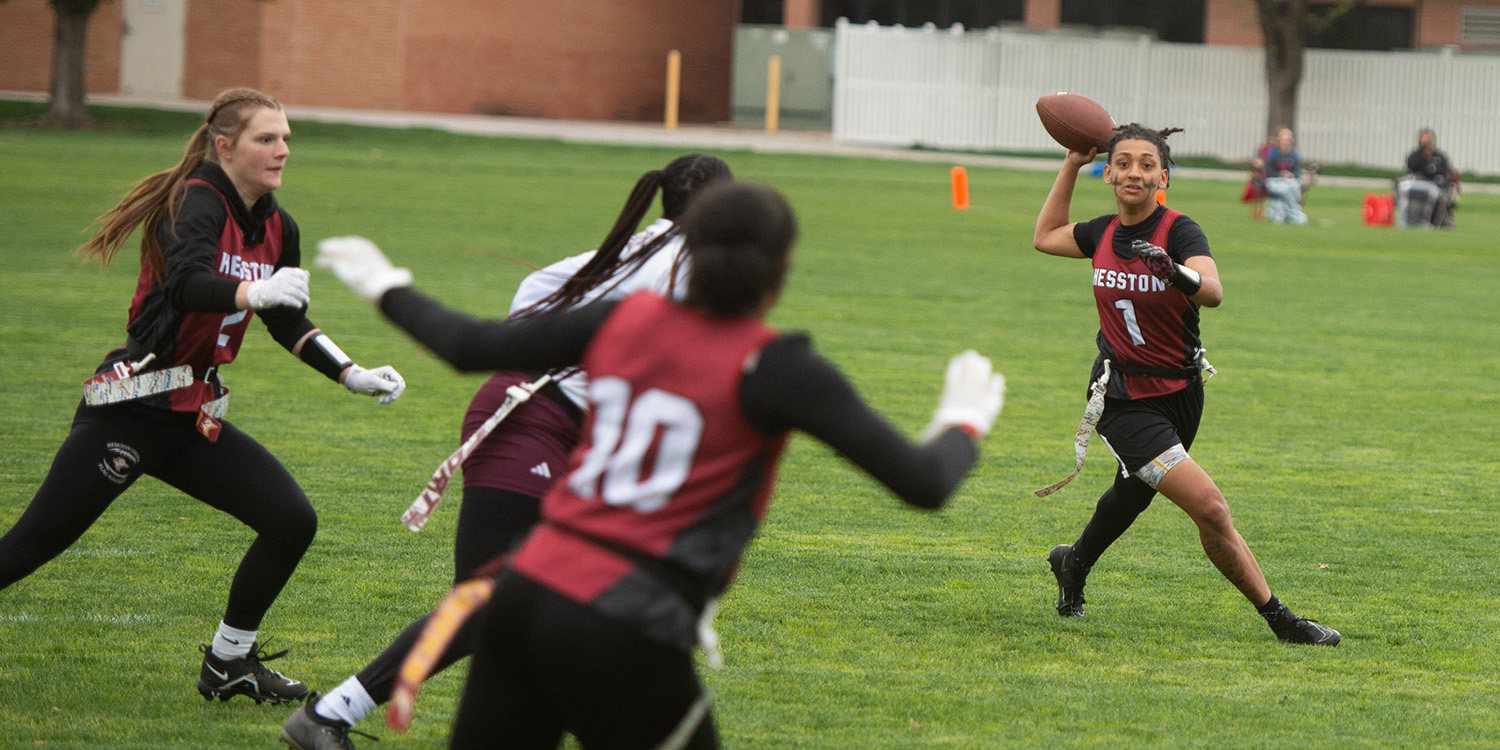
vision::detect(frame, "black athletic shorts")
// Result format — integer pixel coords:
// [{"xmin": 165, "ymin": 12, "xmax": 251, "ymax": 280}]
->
[{"xmin": 1096, "ymin": 379, "xmax": 1204, "ymax": 475}]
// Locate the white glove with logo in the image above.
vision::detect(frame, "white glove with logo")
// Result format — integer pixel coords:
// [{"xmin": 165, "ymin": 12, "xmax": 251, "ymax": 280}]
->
[
  {"xmin": 343, "ymin": 364, "xmax": 407, "ymax": 404},
  {"xmin": 316, "ymin": 236, "xmax": 414, "ymax": 303},
  {"xmin": 245, "ymin": 267, "xmax": 310, "ymax": 309},
  {"xmin": 921, "ymin": 349, "xmax": 1005, "ymax": 443}
]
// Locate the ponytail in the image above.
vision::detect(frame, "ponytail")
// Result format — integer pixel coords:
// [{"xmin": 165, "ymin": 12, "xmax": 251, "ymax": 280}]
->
[
  {"xmin": 516, "ymin": 170, "xmax": 664, "ymax": 316},
  {"xmin": 517, "ymin": 153, "xmax": 733, "ymax": 316},
  {"xmin": 76, "ymin": 87, "xmax": 282, "ymax": 279}
]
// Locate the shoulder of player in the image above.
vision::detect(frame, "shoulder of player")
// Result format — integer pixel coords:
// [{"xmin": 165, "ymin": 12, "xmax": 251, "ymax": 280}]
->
[
  {"xmin": 1076, "ymin": 213, "xmax": 1118, "ymax": 240},
  {"xmin": 1165, "ymin": 213, "xmax": 1210, "ymax": 259},
  {"xmin": 746, "ymin": 332, "xmax": 818, "ymax": 381},
  {"xmin": 1166, "ymin": 211, "xmax": 1203, "ymax": 233},
  {"xmin": 276, "ymin": 207, "xmax": 299, "ymax": 235},
  {"xmin": 1084, "ymin": 213, "xmax": 1118, "ymax": 230},
  {"xmin": 176, "ymin": 180, "xmax": 229, "ymax": 220}
]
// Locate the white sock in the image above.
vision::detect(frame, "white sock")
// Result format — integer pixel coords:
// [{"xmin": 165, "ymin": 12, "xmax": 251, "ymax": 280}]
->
[
  {"xmin": 210, "ymin": 622, "xmax": 257, "ymax": 661},
  {"xmin": 316, "ymin": 676, "xmax": 377, "ymax": 727}
]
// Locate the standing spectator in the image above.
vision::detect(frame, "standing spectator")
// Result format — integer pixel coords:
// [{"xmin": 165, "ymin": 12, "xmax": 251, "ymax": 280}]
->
[{"xmin": 1395, "ymin": 128, "xmax": 1459, "ymax": 228}]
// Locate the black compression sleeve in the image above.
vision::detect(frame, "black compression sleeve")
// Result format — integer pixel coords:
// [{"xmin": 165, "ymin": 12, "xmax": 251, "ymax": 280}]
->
[
  {"xmin": 740, "ymin": 336, "xmax": 977, "ymax": 510},
  {"xmin": 160, "ymin": 187, "xmax": 241, "ymax": 312},
  {"xmin": 379, "ymin": 286, "xmax": 614, "ymax": 373},
  {"xmin": 263, "ymin": 315, "xmax": 348, "ymax": 382}
]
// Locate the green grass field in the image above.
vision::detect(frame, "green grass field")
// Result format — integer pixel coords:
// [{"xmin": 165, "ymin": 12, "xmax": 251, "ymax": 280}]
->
[{"xmin": 2, "ymin": 102, "xmax": 1498, "ymax": 749}]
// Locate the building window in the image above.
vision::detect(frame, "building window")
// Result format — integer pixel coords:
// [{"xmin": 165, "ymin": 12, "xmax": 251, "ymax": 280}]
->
[
  {"xmin": 1305, "ymin": 4, "xmax": 1413, "ymax": 50},
  {"xmin": 743, "ymin": 0, "xmax": 785, "ymax": 24},
  {"xmin": 813, "ymin": 0, "xmax": 1024, "ymax": 28},
  {"xmin": 1461, "ymin": 6, "xmax": 1500, "ymax": 44},
  {"xmin": 1059, "ymin": 0, "xmax": 1205, "ymax": 44}
]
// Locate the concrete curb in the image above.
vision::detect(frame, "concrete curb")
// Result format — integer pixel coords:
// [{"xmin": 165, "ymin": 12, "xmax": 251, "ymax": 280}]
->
[{"xmin": 8, "ymin": 90, "xmax": 1493, "ymax": 194}]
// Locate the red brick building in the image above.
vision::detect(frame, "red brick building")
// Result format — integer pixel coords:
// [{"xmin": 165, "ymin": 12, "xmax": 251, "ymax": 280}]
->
[
  {"xmin": 0, "ymin": 0, "xmax": 738, "ymax": 122},
  {"xmin": 3, "ymin": 0, "xmax": 1497, "ymax": 121}
]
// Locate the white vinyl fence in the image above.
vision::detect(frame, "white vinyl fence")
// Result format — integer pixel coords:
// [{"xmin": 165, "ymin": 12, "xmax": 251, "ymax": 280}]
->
[{"xmin": 832, "ymin": 19, "xmax": 1500, "ymax": 175}]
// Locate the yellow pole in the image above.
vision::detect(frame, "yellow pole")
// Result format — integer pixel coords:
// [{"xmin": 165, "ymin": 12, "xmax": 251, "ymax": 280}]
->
[
  {"xmin": 665, "ymin": 49, "xmax": 681, "ymax": 130},
  {"xmin": 765, "ymin": 55, "xmax": 781, "ymax": 133}
]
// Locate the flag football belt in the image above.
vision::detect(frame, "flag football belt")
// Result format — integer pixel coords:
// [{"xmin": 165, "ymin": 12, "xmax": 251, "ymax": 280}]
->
[
  {"xmin": 1035, "ymin": 360, "xmax": 1112, "ymax": 498},
  {"xmin": 83, "ymin": 357, "xmax": 231, "ymax": 442},
  {"xmin": 1034, "ymin": 351, "xmax": 1215, "ymax": 498},
  {"xmin": 401, "ymin": 374, "xmax": 551, "ymax": 531},
  {"xmin": 549, "ymin": 521, "xmax": 710, "ymax": 613},
  {"xmin": 547, "ymin": 521, "xmax": 724, "ymax": 670},
  {"xmin": 1107, "ymin": 347, "xmax": 1217, "ymax": 381},
  {"xmin": 83, "ymin": 363, "xmax": 196, "ymax": 406},
  {"xmin": 1106, "ymin": 361, "xmax": 1198, "ymax": 379}
]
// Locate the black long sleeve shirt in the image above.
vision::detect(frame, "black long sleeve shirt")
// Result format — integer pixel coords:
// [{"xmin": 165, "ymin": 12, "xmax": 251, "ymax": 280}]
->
[{"xmin": 380, "ymin": 286, "xmax": 978, "ymax": 510}]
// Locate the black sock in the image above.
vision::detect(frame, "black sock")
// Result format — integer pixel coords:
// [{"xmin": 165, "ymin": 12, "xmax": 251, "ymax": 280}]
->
[{"xmin": 1255, "ymin": 595, "xmax": 1282, "ymax": 616}]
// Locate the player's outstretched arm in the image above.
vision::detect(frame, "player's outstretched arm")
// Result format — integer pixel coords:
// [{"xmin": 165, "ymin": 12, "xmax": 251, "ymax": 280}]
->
[
  {"xmin": 315, "ymin": 235, "xmax": 609, "ymax": 375},
  {"xmin": 744, "ymin": 340, "xmax": 1003, "ymax": 510},
  {"xmin": 1033, "ymin": 149, "xmax": 1095, "ymax": 259},
  {"xmin": 273, "ymin": 325, "xmax": 409, "ymax": 404}
]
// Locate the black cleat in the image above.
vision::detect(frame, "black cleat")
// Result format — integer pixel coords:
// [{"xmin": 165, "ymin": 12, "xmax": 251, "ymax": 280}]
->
[
  {"xmin": 281, "ymin": 692, "xmax": 378, "ymax": 749},
  {"xmin": 1048, "ymin": 544, "xmax": 1090, "ymax": 618},
  {"xmin": 197, "ymin": 642, "xmax": 310, "ymax": 705},
  {"xmin": 1262, "ymin": 605, "xmax": 1341, "ymax": 646}
]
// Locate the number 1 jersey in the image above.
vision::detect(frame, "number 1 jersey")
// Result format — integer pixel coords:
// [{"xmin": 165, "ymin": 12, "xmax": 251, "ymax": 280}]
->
[{"xmin": 1073, "ymin": 205, "xmax": 1212, "ymax": 400}]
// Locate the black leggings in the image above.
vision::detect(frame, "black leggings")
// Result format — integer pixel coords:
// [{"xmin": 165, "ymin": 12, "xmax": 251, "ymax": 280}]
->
[
  {"xmin": 354, "ymin": 486, "xmax": 540, "ymax": 704},
  {"xmin": 450, "ymin": 573, "xmax": 716, "ymax": 750},
  {"xmin": 0, "ymin": 401, "xmax": 316, "ymax": 630}
]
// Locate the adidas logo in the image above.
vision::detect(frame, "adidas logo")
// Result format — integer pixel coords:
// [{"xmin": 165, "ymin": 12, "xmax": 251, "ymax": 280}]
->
[{"xmin": 529, "ymin": 462, "xmax": 552, "ymax": 479}]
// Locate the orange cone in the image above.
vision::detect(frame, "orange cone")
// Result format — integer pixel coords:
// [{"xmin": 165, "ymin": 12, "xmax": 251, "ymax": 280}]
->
[{"xmin": 951, "ymin": 166, "xmax": 970, "ymax": 211}]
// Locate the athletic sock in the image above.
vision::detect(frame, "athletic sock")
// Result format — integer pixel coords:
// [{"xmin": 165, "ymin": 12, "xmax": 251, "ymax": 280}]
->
[
  {"xmin": 210, "ymin": 622, "xmax": 257, "ymax": 661},
  {"xmin": 1255, "ymin": 595, "xmax": 1283, "ymax": 617},
  {"xmin": 316, "ymin": 676, "xmax": 377, "ymax": 726}
]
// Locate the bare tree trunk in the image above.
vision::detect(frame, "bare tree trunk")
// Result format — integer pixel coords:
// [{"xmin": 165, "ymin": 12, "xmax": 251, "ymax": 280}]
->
[
  {"xmin": 1256, "ymin": 0, "xmax": 1363, "ymax": 140},
  {"xmin": 1256, "ymin": 0, "xmax": 1305, "ymax": 140},
  {"xmin": 43, "ymin": 0, "xmax": 101, "ymax": 127}
]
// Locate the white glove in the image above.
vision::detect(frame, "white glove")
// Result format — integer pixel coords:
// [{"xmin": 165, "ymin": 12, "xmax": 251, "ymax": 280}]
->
[
  {"xmin": 245, "ymin": 267, "xmax": 310, "ymax": 309},
  {"xmin": 921, "ymin": 350, "xmax": 1004, "ymax": 443},
  {"xmin": 316, "ymin": 236, "xmax": 414, "ymax": 303},
  {"xmin": 343, "ymin": 364, "xmax": 406, "ymax": 404}
]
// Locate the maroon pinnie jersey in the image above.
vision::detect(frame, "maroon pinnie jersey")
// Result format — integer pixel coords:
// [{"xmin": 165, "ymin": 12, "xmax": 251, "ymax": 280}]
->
[
  {"xmin": 1091, "ymin": 209, "xmax": 1200, "ymax": 399},
  {"xmin": 123, "ymin": 178, "xmax": 283, "ymax": 412},
  {"xmin": 509, "ymin": 292, "xmax": 787, "ymax": 649}
]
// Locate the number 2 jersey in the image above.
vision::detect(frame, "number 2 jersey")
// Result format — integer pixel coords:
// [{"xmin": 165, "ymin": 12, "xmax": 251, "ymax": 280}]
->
[
  {"xmin": 99, "ymin": 162, "xmax": 322, "ymax": 415},
  {"xmin": 1073, "ymin": 205, "xmax": 1212, "ymax": 400},
  {"xmin": 378, "ymin": 287, "xmax": 981, "ymax": 652}
]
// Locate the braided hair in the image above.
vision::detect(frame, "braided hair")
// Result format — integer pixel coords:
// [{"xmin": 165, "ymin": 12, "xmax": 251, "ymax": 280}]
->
[
  {"xmin": 1106, "ymin": 123, "xmax": 1185, "ymax": 170},
  {"xmin": 516, "ymin": 153, "xmax": 732, "ymax": 316},
  {"xmin": 77, "ymin": 88, "xmax": 283, "ymax": 279}
]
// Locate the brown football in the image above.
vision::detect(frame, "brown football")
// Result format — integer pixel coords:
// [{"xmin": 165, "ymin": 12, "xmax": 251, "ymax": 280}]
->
[{"xmin": 1036, "ymin": 93, "xmax": 1116, "ymax": 153}]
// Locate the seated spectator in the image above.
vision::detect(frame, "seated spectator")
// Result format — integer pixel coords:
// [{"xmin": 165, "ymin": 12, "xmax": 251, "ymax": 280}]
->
[
  {"xmin": 1395, "ymin": 128, "xmax": 1459, "ymax": 228},
  {"xmin": 1255, "ymin": 128, "xmax": 1315, "ymax": 226},
  {"xmin": 1241, "ymin": 137, "xmax": 1273, "ymax": 220}
]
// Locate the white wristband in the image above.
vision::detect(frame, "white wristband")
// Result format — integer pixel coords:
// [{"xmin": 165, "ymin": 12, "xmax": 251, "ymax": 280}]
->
[{"xmin": 312, "ymin": 334, "xmax": 354, "ymax": 371}]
